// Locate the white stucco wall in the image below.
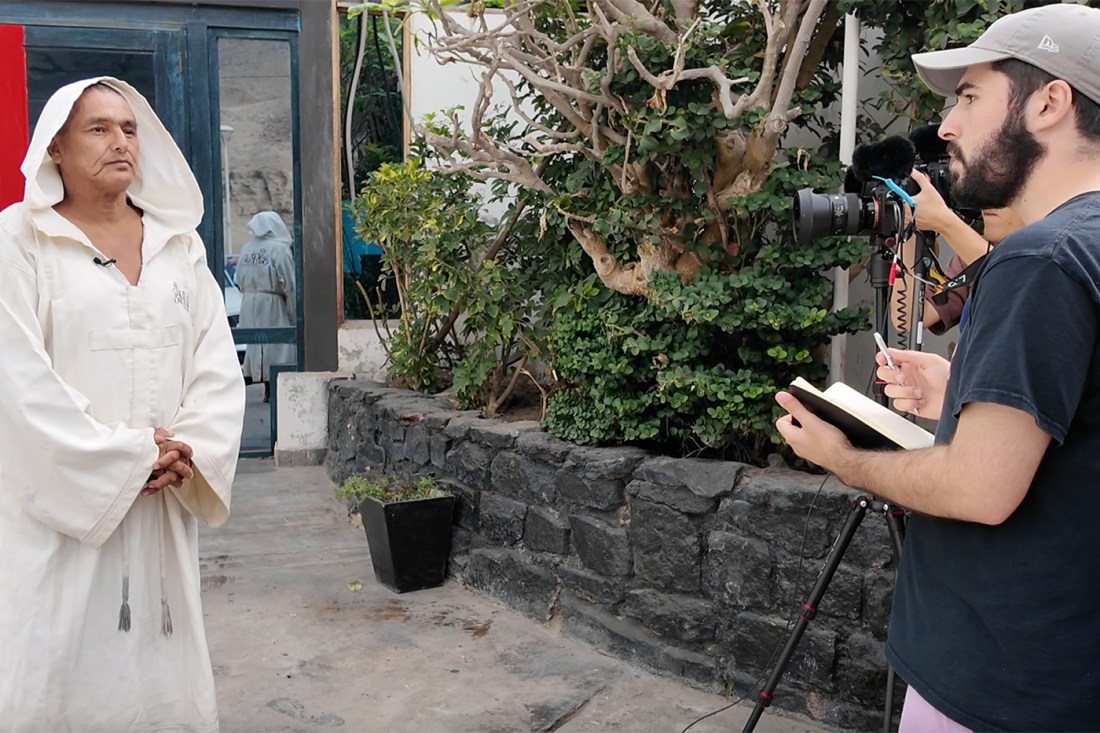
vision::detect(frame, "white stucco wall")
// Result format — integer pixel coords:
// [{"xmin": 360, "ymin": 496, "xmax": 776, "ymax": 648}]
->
[
  {"xmin": 408, "ymin": 10, "xmax": 515, "ymax": 136},
  {"xmin": 407, "ymin": 9, "xmax": 518, "ymax": 224},
  {"xmin": 274, "ymin": 370, "xmax": 350, "ymax": 466},
  {"xmin": 337, "ymin": 320, "xmax": 392, "ymax": 380}
]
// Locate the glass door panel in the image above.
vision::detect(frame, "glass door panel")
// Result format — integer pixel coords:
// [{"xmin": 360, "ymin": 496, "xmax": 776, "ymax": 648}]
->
[{"xmin": 216, "ymin": 35, "xmax": 298, "ymax": 454}]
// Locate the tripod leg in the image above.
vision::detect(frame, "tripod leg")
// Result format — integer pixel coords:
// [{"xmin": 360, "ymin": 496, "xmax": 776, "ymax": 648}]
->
[
  {"xmin": 881, "ymin": 504, "xmax": 907, "ymax": 733},
  {"xmin": 884, "ymin": 669, "xmax": 898, "ymax": 733},
  {"xmin": 742, "ymin": 497, "xmax": 871, "ymax": 733},
  {"xmin": 883, "ymin": 504, "xmax": 906, "ymax": 568}
]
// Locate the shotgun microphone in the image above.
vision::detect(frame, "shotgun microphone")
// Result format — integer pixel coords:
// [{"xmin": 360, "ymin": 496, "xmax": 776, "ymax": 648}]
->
[
  {"xmin": 909, "ymin": 124, "xmax": 949, "ymax": 164},
  {"xmin": 850, "ymin": 136, "xmax": 917, "ymax": 184}
]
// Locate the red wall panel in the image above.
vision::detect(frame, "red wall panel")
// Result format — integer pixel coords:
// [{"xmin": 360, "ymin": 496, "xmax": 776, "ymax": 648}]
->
[{"xmin": 0, "ymin": 25, "xmax": 28, "ymax": 210}]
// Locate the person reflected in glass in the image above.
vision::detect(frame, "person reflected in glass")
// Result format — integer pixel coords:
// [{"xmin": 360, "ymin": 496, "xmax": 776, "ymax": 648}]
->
[{"xmin": 235, "ymin": 210, "xmax": 296, "ymax": 401}]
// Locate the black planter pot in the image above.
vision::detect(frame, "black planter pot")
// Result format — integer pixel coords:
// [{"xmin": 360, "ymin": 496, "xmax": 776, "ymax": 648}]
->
[{"xmin": 358, "ymin": 493, "xmax": 456, "ymax": 593}]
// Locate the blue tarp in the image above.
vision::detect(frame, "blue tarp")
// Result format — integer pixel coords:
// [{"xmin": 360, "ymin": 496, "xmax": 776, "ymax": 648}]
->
[{"xmin": 342, "ymin": 201, "xmax": 383, "ymax": 274}]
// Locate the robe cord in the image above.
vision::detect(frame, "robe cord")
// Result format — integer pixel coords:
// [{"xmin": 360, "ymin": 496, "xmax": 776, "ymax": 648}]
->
[
  {"xmin": 159, "ymin": 496, "xmax": 173, "ymax": 637},
  {"xmin": 118, "ymin": 530, "xmax": 131, "ymax": 632}
]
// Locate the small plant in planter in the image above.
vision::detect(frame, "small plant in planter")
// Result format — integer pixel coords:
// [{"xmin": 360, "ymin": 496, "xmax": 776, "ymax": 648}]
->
[{"xmin": 336, "ymin": 470, "xmax": 456, "ymax": 593}]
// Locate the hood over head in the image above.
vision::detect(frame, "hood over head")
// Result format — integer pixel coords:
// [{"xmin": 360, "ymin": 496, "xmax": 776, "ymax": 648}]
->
[
  {"xmin": 247, "ymin": 210, "xmax": 292, "ymax": 246},
  {"xmin": 20, "ymin": 76, "xmax": 203, "ymax": 236}
]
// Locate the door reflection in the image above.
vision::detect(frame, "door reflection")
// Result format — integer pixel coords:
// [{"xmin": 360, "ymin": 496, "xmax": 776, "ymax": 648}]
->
[{"xmin": 218, "ymin": 36, "xmax": 297, "ymax": 454}]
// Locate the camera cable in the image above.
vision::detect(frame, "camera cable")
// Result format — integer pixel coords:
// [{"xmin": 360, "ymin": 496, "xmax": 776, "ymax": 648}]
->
[{"xmin": 892, "ymin": 265, "xmax": 910, "ymax": 346}]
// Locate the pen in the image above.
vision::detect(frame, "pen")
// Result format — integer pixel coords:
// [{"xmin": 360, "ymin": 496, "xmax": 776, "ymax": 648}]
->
[{"xmin": 873, "ymin": 331, "xmax": 900, "ymax": 375}]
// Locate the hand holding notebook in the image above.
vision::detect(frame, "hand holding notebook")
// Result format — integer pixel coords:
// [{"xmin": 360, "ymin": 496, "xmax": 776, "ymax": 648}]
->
[{"xmin": 785, "ymin": 377, "xmax": 934, "ymax": 451}]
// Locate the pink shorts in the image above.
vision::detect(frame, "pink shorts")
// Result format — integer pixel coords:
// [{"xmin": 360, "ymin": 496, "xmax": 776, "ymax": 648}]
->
[{"xmin": 899, "ymin": 686, "xmax": 974, "ymax": 733}]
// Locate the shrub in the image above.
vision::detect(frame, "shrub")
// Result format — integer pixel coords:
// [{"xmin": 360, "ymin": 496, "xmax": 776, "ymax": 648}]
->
[{"xmin": 350, "ymin": 155, "xmax": 555, "ymax": 414}]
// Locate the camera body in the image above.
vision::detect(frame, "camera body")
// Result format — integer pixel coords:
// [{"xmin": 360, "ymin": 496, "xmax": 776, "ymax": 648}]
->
[
  {"xmin": 792, "ymin": 128, "xmax": 979, "ymax": 246},
  {"xmin": 915, "ymin": 160, "xmax": 957, "ymax": 209},
  {"xmin": 793, "ymin": 162, "xmax": 964, "ymax": 246}
]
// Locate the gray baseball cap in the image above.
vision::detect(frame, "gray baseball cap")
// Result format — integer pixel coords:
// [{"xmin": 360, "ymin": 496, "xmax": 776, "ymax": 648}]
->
[{"xmin": 911, "ymin": 3, "xmax": 1100, "ymax": 104}]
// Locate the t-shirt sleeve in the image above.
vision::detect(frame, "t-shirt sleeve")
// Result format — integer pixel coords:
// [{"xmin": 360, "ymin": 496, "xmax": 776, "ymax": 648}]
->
[{"xmin": 948, "ymin": 254, "xmax": 1096, "ymax": 443}]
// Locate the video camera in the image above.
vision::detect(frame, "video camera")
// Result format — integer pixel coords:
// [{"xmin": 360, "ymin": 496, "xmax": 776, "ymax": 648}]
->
[{"xmin": 793, "ymin": 125, "xmax": 968, "ymax": 246}]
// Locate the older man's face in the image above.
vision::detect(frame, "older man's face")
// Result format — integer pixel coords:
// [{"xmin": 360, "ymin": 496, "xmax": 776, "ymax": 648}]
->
[{"xmin": 48, "ymin": 87, "xmax": 140, "ymax": 195}]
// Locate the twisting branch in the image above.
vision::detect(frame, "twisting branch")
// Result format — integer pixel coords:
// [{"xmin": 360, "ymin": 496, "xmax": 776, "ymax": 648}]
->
[
  {"xmin": 593, "ymin": 0, "xmax": 678, "ymax": 43},
  {"xmin": 409, "ymin": 0, "xmax": 838, "ymax": 295}
]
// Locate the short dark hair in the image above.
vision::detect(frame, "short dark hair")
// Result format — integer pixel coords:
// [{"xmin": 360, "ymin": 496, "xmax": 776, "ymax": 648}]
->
[{"xmin": 992, "ymin": 58, "xmax": 1100, "ymax": 143}]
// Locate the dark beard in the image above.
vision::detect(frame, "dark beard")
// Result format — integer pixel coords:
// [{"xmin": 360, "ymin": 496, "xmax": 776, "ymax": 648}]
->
[{"xmin": 949, "ymin": 114, "xmax": 1045, "ymax": 210}]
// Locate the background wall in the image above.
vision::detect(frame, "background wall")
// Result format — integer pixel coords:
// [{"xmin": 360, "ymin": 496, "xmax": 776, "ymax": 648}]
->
[{"xmin": 406, "ymin": 9, "xmax": 516, "ymax": 225}]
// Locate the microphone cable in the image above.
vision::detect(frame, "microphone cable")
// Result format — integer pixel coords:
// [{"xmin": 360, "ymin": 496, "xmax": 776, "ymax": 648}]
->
[{"xmin": 893, "ymin": 277, "xmax": 910, "ymax": 347}]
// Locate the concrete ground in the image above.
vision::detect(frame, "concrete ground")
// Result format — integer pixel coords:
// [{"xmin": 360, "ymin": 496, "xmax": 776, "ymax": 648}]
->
[{"xmin": 200, "ymin": 460, "xmax": 840, "ymax": 733}]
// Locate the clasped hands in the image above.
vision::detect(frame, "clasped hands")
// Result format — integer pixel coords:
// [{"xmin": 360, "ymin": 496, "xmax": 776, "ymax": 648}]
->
[
  {"xmin": 143, "ymin": 427, "xmax": 194, "ymax": 497},
  {"xmin": 775, "ymin": 347, "xmax": 951, "ymax": 471}
]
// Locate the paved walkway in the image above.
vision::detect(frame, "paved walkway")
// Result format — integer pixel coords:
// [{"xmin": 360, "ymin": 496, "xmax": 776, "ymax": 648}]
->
[{"xmin": 200, "ymin": 460, "xmax": 839, "ymax": 732}]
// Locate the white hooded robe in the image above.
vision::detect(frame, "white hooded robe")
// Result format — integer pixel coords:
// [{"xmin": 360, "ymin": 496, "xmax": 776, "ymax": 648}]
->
[
  {"xmin": 235, "ymin": 210, "xmax": 296, "ymax": 382},
  {"xmin": 0, "ymin": 77, "xmax": 245, "ymax": 731}
]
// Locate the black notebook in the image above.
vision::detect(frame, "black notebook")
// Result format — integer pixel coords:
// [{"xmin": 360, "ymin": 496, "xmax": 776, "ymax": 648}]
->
[{"xmin": 788, "ymin": 377, "xmax": 935, "ymax": 451}]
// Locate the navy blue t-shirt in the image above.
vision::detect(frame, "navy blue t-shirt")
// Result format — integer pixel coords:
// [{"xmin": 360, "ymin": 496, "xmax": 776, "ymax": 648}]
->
[{"xmin": 885, "ymin": 192, "xmax": 1100, "ymax": 732}]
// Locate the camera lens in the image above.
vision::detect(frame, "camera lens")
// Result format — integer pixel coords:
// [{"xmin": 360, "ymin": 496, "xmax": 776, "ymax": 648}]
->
[{"xmin": 794, "ymin": 189, "xmax": 867, "ymax": 246}]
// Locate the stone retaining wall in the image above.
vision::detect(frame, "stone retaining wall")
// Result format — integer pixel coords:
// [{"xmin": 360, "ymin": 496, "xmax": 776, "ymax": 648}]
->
[{"xmin": 326, "ymin": 379, "xmax": 902, "ymax": 729}]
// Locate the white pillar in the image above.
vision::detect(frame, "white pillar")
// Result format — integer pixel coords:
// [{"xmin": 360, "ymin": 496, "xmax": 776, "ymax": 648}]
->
[{"xmin": 830, "ymin": 12, "xmax": 861, "ymax": 386}]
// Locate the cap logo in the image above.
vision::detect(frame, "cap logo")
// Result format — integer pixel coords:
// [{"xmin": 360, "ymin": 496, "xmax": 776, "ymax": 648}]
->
[{"xmin": 1037, "ymin": 35, "xmax": 1060, "ymax": 53}]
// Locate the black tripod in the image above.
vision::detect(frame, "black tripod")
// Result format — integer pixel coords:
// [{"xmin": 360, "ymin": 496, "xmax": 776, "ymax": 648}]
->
[
  {"xmin": 742, "ymin": 496, "xmax": 906, "ymax": 732},
  {"xmin": 743, "ymin": 239, "xmax": 925, "ymax": 733}
]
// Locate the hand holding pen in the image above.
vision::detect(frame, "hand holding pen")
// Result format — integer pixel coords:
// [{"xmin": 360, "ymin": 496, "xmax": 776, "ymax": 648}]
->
[
  {"xmin": 872, "ymin": 333, "xmax": 951, "ymax": 420},
  {"xmin": 873, "ymin": 332, "xmax": 901, "ymax": 376}
]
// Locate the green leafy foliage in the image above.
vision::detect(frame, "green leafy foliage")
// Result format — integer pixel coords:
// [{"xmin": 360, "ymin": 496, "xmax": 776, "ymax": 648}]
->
[
  {"xmin": 544, "ymin": 243, "xmax": 868, "ymax": 459},
  {"xmin": 339, "ymin": 9, "xmax": 405, "ymax": 322},
  {"xmin": 542, "ymin": 1, "xmax": 1091, "ymax": 460},
  {"xmin": 350, "ymin": 159, "xmax": 465, "ymax": 393},
  {"xmin": 526, "ymin": 9, "xmax": 869, "ymax": 461},
  {"xmin": 349, "ymin": 148, "xmax": 568, "ymax": 413},
  {"xmin": 371, "ymin": 1, "xmax": 1083, "ymax": 463},
  {"xmin": 339, "ymin": 10, "xmax": 404, "ymax": 200}
]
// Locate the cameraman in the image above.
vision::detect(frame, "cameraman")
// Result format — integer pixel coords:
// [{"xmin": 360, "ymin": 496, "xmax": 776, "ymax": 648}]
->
[
  {"xmin": 776, "ymin": 4, "xmax": 1100, "ymax": 731},
  {"xmin": 889, "ymin": 169, "xmax": 1025, "ymax": 335}
]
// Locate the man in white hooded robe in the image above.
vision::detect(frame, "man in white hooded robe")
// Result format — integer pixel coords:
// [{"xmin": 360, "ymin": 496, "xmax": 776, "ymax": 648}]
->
[
  {"xmin": 235, "ymin": 209, "xmax": 296, "ymax": 399},
  {"xmin": 0, "ymin": 77, "xmax": 245, "ymax": 731}
]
